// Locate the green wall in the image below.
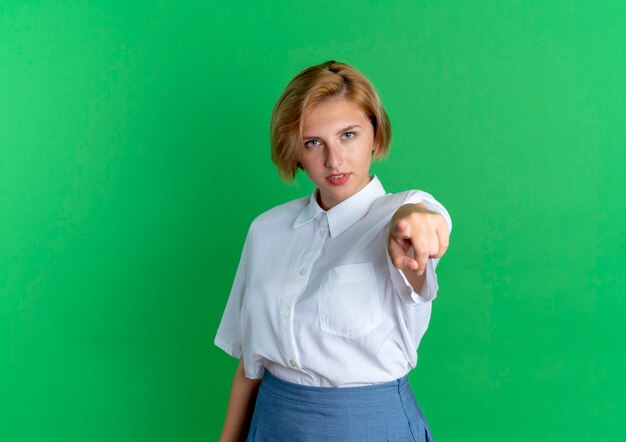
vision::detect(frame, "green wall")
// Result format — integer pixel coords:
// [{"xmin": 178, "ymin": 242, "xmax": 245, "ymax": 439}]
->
[{"xmin": 1, "ymin": 1, "xmax": 624, "ymax": 441}]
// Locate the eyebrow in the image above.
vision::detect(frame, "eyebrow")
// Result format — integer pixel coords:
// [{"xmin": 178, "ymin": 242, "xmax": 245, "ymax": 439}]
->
[{"xmin": 303, "ymin": 125, "xmax": 362, "ymax": 140}]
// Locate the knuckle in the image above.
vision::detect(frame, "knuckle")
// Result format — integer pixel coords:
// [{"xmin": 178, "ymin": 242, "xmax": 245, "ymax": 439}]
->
[
  {"xmin": 407, "ymin": 212, "xmax": 420, "ymax": 223},
  {"xmin": 415, "ymin": 240, "xmax": 429, "ymax": 254}
]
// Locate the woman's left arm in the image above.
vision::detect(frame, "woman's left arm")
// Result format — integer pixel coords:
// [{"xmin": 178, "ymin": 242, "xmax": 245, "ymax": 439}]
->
[{"xmin": 387, "ymin": 203, "xmax": 450, "ymax": 293}]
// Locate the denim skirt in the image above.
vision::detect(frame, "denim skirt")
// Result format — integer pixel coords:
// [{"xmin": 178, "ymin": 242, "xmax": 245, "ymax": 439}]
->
[{"xmin": 247, "ymin": 369, "xmax": 434, "ymax": 442}]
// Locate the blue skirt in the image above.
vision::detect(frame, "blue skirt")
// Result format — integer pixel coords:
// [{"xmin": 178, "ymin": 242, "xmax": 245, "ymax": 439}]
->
[{"xmin": 247, "ymin": 369, "xmax": 434, "ymax": 442}]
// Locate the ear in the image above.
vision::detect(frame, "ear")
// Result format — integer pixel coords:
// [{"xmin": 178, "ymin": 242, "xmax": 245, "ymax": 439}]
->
[{"xmin": 371, "ymin": 141, "xmax": 379, "ymax": 157}]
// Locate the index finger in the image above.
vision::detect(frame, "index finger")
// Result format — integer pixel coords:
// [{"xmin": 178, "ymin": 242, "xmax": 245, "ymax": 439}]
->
[{"xmin": 392, "ymin": 218, "xmax": 411, "ymax": 239}]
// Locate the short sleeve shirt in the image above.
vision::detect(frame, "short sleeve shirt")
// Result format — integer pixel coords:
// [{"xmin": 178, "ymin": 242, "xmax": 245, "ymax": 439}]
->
[{"xmin": 214, "ymin": 175, "xmax": 452, "ymax": 387}]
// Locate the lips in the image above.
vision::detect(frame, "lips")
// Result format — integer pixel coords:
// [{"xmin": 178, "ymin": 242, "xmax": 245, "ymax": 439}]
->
[{"xmin": 325, "ymin": 173, "xmax": 351, "ymax": 186}]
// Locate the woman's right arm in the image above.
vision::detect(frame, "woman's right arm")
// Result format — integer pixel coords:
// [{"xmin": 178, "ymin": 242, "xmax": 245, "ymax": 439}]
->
[{"xmin": 219, "ymin": 359, "xmax": 263, "ymax": 442}]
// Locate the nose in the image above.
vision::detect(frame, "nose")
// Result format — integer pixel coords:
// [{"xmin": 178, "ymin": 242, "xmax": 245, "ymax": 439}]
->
[{"xmin": 324, "ymin": 142, "xmax": 343, "ymax": 169}]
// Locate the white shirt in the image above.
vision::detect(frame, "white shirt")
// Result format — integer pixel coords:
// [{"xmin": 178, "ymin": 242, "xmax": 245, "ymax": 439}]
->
[{"xmin": 214, "ymin": 175, "xmax": 452, "ymax": 387}]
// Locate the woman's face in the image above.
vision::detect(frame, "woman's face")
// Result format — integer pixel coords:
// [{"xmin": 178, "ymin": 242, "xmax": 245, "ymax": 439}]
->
[{"xmin": 298, "ymin": 98, "xmax": 376, "ymax": 211}]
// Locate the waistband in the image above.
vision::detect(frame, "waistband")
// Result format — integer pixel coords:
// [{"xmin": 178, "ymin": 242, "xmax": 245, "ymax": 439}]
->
[{"xmin": 260, "ymin": 369, "xmax": 412, "ymax": 407}]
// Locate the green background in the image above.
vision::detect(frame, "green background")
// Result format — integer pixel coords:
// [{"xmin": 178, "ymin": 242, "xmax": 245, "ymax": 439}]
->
[{"xmin": 1, "ymin": 1, "xmax": 624, "ymax": 441}]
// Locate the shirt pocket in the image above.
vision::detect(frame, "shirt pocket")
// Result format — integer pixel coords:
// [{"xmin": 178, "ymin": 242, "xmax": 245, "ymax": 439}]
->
[{"xmin": 317, "ymin": 262, "xmax": 382, "ymax": 339}]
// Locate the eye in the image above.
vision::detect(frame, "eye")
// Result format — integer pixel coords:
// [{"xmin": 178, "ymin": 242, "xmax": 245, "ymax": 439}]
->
[
  {"xmin": 342, "ymin": 131, "xmax": 356, "ymax": 139},
  {"xmin": 304, "ymin": 139, "xmax": 321, "ymax": 148}
]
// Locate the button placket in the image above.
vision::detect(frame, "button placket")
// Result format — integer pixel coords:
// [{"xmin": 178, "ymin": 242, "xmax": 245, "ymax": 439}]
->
[{"xmin": 283, "ymin": 215, "xmax": 330, "ymax": 372}]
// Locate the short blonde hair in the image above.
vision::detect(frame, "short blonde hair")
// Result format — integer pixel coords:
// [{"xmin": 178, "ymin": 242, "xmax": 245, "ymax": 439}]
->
[{"xmin": 270, "ymin": 60, "xmax": 392, "ymax": 180}]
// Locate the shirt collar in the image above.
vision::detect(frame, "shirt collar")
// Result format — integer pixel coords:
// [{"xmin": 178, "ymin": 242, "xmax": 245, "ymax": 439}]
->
[{"xmin": 292, "ymin": 175, "xmax": 386, "ymax": 238}]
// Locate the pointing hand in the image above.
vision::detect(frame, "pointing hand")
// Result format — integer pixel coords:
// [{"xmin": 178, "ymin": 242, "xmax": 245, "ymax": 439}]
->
[{"xmin": 387, "ymin": 204, "xmax": 450, "ymax": 276}]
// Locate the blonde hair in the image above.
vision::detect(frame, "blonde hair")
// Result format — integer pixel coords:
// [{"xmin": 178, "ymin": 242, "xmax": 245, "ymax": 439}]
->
[{"xmin": 270, "ymin": 60, "xmax": 392, "ymax": 180}]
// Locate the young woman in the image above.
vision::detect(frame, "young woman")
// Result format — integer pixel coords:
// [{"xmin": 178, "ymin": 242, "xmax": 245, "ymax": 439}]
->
[{"xmin": 215, "ymin": 60, "xmax": 452, "ymax": 441}]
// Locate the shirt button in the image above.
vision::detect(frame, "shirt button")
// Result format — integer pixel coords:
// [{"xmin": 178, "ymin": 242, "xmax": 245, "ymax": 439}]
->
[
  {"xmin": 299, "ymin": 268, "xmax": 307, "ymax": 276},
  {"xmin": 319, "ymin": 228, "xmax": 327, "ymax": 237},
  {"xmin": 283, "ymin": 307, "xmax": 290, "ymax": 317},
  {"xmin": 289, "ymin": 359, "xmax": 297, "ymax": 368}
]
